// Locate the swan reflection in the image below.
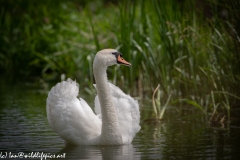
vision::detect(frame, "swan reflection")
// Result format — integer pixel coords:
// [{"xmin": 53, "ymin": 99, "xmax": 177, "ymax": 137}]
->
[{"xmin": 57, "ymin": 144, "xmax": 140, "ymax": 160}]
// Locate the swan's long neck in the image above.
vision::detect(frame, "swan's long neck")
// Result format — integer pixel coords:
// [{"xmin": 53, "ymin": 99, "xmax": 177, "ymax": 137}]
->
[{"xmin": 93, "ymin": 58, "xmax": 122, "ymax": 144}]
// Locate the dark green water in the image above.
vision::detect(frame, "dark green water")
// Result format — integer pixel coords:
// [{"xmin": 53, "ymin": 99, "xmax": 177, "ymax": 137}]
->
[{"xmin": 1, "ymin": 81, "xmax": 240, "ymax": 160}]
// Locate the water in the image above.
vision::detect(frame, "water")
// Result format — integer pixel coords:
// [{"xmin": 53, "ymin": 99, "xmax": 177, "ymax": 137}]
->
[{"xmin": 1, "ymin": 81, "xmax": 240, "ymax": 160}]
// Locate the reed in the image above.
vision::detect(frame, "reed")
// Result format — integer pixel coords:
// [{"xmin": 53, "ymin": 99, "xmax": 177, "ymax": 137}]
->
[
  {"xmin": 115, "ymin": 0, "xmax": 239, "ymax": 118},
  {"xmin": 152, "ymin": 84, "xmax": 171, "ymax": 120},
  {"xmin": 0, "ymin": 0, "xmax": 239, "ymax": 118}
]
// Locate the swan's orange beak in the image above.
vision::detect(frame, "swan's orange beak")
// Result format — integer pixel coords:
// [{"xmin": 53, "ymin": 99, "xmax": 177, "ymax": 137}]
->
[{"xmin": 117, "ymin": 55, "xmax": 131, "ymax": 66}]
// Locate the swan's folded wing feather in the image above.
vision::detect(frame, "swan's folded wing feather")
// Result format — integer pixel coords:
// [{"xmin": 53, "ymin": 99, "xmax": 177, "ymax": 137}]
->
[
  {"xmin": 108, "ymin": 82, "xmax": 141, "ymax": 142},
  {"xmin": 47, "ymin": 78, "xmax": 101, "ymax": 145}
]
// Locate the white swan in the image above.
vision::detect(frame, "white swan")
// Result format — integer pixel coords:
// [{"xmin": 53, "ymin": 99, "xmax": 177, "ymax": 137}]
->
[{"xmin": 46, "ymin": 49, "xmax": 141, "ymax": 145}]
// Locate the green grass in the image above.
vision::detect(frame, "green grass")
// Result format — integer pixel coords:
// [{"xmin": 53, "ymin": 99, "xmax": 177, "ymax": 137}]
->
[
  {"xmin": 0, "ymin": 0, "xmax": 239, "ymax": 120},
  {"xmin": 116, "ymin": 0, "xmax": 240, "ymax": 120}
]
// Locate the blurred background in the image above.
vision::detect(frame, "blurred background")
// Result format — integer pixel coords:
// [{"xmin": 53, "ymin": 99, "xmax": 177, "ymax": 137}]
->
[{"xmin": 0, "ymin": 0, "xmax": 240, "ymax": 121}]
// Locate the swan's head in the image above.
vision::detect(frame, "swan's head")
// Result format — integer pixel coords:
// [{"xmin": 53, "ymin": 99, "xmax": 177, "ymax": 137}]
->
[{"xmin": 95, "ymin": 49, "xmax": 131, "ymax": 67}]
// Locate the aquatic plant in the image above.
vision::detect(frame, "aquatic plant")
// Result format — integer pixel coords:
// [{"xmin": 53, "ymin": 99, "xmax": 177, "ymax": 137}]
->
[{"xmin": 152, "ymin": 84, "xmax": 171, "ymax": 120}]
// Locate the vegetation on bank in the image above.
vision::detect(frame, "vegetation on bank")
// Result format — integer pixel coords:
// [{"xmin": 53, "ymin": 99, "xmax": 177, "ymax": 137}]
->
[{"xmin": 0, "ymin": 0, "xmax": 239, "ymax": 120}]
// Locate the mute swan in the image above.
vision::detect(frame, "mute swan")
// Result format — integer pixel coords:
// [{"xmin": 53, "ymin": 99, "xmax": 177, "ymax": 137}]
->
[{"xmin": 46, "ymin": 49, "xmax": 141, "ymax": 145}]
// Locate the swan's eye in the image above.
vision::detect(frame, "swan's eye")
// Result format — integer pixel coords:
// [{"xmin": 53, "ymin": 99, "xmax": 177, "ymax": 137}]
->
[{"xmin": 112, "ymin": 52, "xmax": 122, "ymax": 59}]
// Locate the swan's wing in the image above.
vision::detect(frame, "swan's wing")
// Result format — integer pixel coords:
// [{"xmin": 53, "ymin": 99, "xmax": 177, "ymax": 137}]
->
[
  {"xmin": 47, "ymin": 78, "xmax": 101, "ymax": 145},
  {"xmin": 94, "ymin": 82, "xmax": 141, "ymax": 144}
]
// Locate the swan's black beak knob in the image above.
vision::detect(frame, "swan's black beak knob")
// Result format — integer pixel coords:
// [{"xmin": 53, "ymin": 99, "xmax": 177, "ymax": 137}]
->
[{"xmin": 112, "ymin": 52, "xmax": 131, "ymax": 66}]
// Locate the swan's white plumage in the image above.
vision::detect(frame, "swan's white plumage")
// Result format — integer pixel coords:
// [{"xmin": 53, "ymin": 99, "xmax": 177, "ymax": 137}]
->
[
  {"xmin": 47, "ymin": 49, "xmax": 140, "ymax": 145},
  {"xmin": 47, "ymin": 79, "xmax": 102, "ymax": 145},
  {"xmin": 47, "ymin": 79, "xmax": 140, "ymax": 145}
]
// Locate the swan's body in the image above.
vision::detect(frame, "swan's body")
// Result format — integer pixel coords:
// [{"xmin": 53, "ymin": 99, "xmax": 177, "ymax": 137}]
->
[{"xmin": 46, "ymin": 49, "xmax": 140, "ymax": 145}]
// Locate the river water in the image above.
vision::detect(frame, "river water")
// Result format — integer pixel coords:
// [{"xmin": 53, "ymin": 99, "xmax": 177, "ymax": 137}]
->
[{"xmin": 0, "ymin": 81, "xmax": 240, "ymax": 159}]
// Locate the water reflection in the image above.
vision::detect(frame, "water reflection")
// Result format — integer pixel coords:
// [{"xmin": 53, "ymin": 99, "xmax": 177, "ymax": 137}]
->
[{"xmin": 57, "ymin": 144, "xmax": 140, "ymax": 160}]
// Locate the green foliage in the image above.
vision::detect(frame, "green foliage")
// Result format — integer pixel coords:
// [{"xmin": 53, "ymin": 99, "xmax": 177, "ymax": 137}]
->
[
  {"xmin": 0, "ymin": 0, "xmax": 239, "ymax": 116},
  {"xmin": 116, "ymin": 0, "xmax": 240, "ymax": 116},
  {"xmin": 0, "ymin": 0, "xmax": 65, "ymax": 77},
  {"xmin": 0, "ymin": 0, "xmax": 117, "ymax": 81},
  {"xmin": 152, "ymin": 84, "xmax": 172, "ymax": 120}
]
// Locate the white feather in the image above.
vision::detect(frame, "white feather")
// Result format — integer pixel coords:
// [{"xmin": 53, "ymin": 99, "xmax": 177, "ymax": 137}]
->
[{"xmin": 46, "ymin": 49, "xmax": 141, "ymax": 145}]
